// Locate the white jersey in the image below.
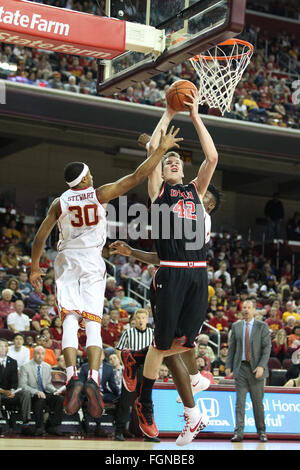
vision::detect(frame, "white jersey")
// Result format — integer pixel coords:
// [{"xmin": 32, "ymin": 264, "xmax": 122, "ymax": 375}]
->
[
  {"xmin": 57, "ymin": 186, "xmax": 107, "ymax": 251},
  {"xmin": 205, "ymin": 211, "xmax": 211, "ymax": 244}
]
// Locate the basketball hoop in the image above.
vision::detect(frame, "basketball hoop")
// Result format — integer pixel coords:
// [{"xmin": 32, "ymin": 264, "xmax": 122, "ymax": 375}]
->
[{"xmin": 189, "ymin": 39, "xmax": 254, "ymax": 115}]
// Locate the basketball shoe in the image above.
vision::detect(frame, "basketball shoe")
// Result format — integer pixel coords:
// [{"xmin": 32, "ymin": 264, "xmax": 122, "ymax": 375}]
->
[
  {"xmin": 176, "ymin": 409, "xmax": 209, "ymax": 446},
  {"xmin": 85, "ymin": 377, "xmax": 104, "ymax": 418},
  {"xmin": 176, "ymin": 374, "xmax": 210, "ymax": 403},
  {"xmin": 134, "ymin": 398, "xmax": 158, "ymax": 438},
  {"xmin": 64, "ymin": 376, "xmax": 83, "ymax": 415},
  {"xmin": 121, "ymin": 349, "xmax": 137, "ymax": 392}
]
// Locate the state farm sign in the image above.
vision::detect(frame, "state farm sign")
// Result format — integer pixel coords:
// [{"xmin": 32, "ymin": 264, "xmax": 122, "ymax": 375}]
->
[{"xmin": 0, "ymin": 0, "xmax": 125, "ymax": 59}]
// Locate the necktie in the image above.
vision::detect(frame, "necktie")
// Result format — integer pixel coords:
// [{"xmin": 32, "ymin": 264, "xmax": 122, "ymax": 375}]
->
[
  {"xmin": 37, "ymin": 365, "xmax": 44, "ymax": 392},
  {"xmin": 245, "ymin": 322, "xmax": 251, "ymax": 362}
]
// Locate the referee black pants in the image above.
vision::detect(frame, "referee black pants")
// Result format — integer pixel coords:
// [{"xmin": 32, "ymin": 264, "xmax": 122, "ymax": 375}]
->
[{"xmin": 114, "ymin": 366, "xmax": 143, "ymax": 434}]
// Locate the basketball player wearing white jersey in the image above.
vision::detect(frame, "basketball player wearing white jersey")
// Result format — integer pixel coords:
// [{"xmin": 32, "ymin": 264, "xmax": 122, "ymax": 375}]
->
[{"xmin": 30, "ymin": 127, "xmax": 183, "ymax": 418}]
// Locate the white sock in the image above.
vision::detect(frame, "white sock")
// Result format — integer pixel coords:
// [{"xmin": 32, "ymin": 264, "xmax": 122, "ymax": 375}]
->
[
  {"xmin": 190, "ymin": 372, "xmax": 201, "ymax": 385},
  {"xmin": 184, "ymin": 406, "xmax": 199, "ymax": 421},
  {"xmin": 88, "ymin": 369, "xmax": 100, "ymax": 385},
  {"xmin": 66, "ymin": 366, "xmax": 77, "ymax": 383}
]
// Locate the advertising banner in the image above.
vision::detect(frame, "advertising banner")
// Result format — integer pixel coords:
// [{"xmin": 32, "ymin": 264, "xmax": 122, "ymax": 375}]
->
[{"xmin": 153, "ymin": 386, "xmax": 300, "ymax": 436}]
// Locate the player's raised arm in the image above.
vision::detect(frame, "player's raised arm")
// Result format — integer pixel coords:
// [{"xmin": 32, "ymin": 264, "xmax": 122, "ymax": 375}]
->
[
  {"xmin": 96, "ymin": 127, "xmax": 183, "ymax": 204},
  {"xmin": 109, "ymin": 241, "xmax": 160, "ymax": 266},
  {"xmin": 147, "ymin": 106, "xmax": 177, "ymax": 201},
  {"xmin": 184, "ymin": 90, "xmax": 218, "ymax": 198},
  {"xmin": 30, "ymin": 198, "xmax": 61, "ymax": 288}
]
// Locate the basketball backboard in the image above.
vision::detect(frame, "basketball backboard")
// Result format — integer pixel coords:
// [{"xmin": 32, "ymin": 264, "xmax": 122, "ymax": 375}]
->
[{"xmin": 98, "ymin": 0, "xmax": 247, "ymax": 95}]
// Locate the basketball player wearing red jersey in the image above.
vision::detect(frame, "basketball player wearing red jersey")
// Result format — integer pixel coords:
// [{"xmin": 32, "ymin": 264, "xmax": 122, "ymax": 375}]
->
[
  {"xmin": 30, "ymin": 127, "xmax": 182, "ymax": 419},
  {"xmin": 132, "ymin": 91, "xmax": 218, "ymax": 445}
]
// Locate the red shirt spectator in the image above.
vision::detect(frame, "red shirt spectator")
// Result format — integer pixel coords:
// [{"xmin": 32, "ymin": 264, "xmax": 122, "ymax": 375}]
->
[{"xmin": 208, "ymin": 311, "xmax": 229, "ymax": 333}]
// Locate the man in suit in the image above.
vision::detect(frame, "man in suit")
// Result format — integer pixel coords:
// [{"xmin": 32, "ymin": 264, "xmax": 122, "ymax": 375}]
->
[
  {"xmin": 0, "ymin": 338, "xmax": 31, "ymax": 435},
  {"xmin": 79, "ymin": 351, "xmax": 120, "ymax": 437},
  {"xmin": 19, "ymin": 345, "xmax": 64, "ymax": 436},
  {"xmin": 225, "ymin": 299, "xmax": 271, "ymax": 442}
]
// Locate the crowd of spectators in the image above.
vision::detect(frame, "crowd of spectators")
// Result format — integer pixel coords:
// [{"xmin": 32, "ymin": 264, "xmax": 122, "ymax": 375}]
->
[
  {"xmin": 0, "ymin": 3, "xmax": 299, "ymax": 129},
  {"xmin": 1, "ymin": 205, "xmax": 299, "ymax": 391}
]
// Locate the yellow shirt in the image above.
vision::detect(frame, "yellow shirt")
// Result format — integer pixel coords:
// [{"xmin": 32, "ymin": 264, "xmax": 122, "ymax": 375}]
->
[
  {"xmin": 282, "ymin": 311, "xmax": 300, "ymax": 324},
  {"xmin": 208, "ymin": 285, "xmax": 215, "ymax": 303}
]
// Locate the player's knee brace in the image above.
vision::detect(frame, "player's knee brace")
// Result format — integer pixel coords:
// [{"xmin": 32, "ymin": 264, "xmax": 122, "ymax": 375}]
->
[
  {"xmin": 85, "ymin": 319, "xmax": 102, "ymax": 349},
  {"xmin": 61, "ymin": 312, "xmax": 79, "ymax": 350}
]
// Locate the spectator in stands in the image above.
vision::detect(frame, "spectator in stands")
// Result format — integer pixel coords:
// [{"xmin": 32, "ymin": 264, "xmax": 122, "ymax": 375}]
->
[
  {"xmin": 27, "ymin": 284, "xmax": 46, "ymax": 312},
  {"xmin": 42, "ymin": 275, "xmax": 55, "ymax": 296},
  {"xmin": 5, "ymin": 219, "xmax": 21, "ymax": 240},
  {"xmin": 245, "ymin": 274, "xmax": 259, "ymax": 295},
  {"xmin": 7, "ymin": 299, "xmax": 30, "ymax": 333},
  {"xmin": 29, "ymin": 335, "xmax": 58, "ymax": 368},
  {"xmin": 195, "ymin": 356, "xmax": 215, "ymax": 384},
  {"xmin": 260, "ymin": 276, "xmax": 278, "ymax": 299},
  {"xmin": 49, "ymin": 316, "xmax": 63, "ymax": 343},
  {"xmin": 120, "ymin": 256, "xmax": 142, "ymax": 289},
  {"xmin": 282, "ymin": 301, "xmax": 300, "ymax": 324},
  {"xmin": 265, "ymin": 306, "xmax": 284, "ymax": 333},
  {"xmin": 8, "ymin": 333, "xmax": 30, "ymax": 369},
  {"xmin": 52, "ymin": 354, "xmax": 66, "ymax": 373},
  {"xmin": 46, "ymin": 294, "xmax": 58, "ymax": 317},
  {"xmin": 31, "ymin": 304, "xmax": 53, "ymax": 331},
  {"xmin": 285, "ymin": 347, "xmax": 300, "ymax": 382},
  {"xmin": 208, "ymin": 308, "xmax": 229, "ymax": 341},
  {"xmin": 271, "ymin": 329, "xmax": 289, "ymax": 364},
  {"xmin": 105, "ymin": 276, "xmax": 117, "ymax": 300},
  {"xmin": 211, "ymin": 343, "xmax": 229, "ymax": 377},
  {"xmin": 234, "ymin": 97, "xmax": 248, "ymax": 119},
  {"xmin": 5, "ymin": 278, "xmax": 23, "ymax": 302},
  {"xmin": 1, "ymin": 244, "xmax": 19, "ymax": 270},
  {"xmin": 286, "ymin": 212, "xmax": 300, "ymax": 241},
  {"xmin": 109, "ymin": 286, "xmax": 141, "ymax": 315},
  {"xmin": 226, "ymin": 301, "xmax": 239, "ymax": 326},
  {"xmin": 288, "ymin": 326, "xmax": 300, "ymax": 349},
  {"xmin": 19, "ymin": 345, "xmax": 64, "ymax": 436},
  {"xmin": 158, "ymin": 363, "xmax": 170, "ymax": 382},
  {"xmin": 40, "ymin": 327, "xmax": 61, "ymax": 358},
  {"xmin": 18, "ymin": 270, "xmax": 34, "ymax": 298},
  {"xmin": 109, "ymin": 309, "xmax": 124, "ymax": 340},
  {"xmin": 0, "ymin": 338, "xmax": 31, "ymax": 435},
  {"xmin": 195, "ymin": 344, "xmax": 212, "ymax": 372},
  {"xmin": 264, "ymin": 193, "xmax": 285, "ymax": 239},
  {"xmin": 48, "ymin": 71, "xmax": 64, "ymax": 90},
  {"xmin": 0, "ymin": 268, "xmax": 7, "ymax": 291},
  {"xmin": 196, "ymin": 334, "xmax": 215, "ymax": 363},
  {"xmin": 108, "ymin": 352, "xmax": 123, "ymax": 394},
  {"xmin": 0, "ymin": 289, "xmax": 15, "ymax": 327},
  {"xmin": 101, "ymin": 313, "xmax": 119, "ymax": 353},
  {"xmin": 214, "ymin": 261, "xmax": 232, "ymax": 288},
  {"xmin": 284, "ymin": 315, "xmax": 297, "ymax": 336},
  {"xmin": 64, "ymin": 75, "xmax": 79, "ymax": 93},
  {"xmin": 110, "ymin": 297, "xmax": 129, "ymax": 325}
]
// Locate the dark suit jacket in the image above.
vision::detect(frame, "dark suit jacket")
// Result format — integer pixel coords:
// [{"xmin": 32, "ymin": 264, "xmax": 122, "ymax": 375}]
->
[
  {"xmin": 79, "ymin": 362, "xmax": 120, "ymax": 398},
  {"xmin": 0, "ymin": 355, "xmax": 18, "ymax": 391},
  {"xmin": 226, "ymin": 319, "xmax": 271, "ymax": 379}
]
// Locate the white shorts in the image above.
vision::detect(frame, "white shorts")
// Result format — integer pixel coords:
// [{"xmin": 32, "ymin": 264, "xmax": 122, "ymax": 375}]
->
[{"xmin": 54, "ymin": 247, "xmax": 106, "ymax": 326}]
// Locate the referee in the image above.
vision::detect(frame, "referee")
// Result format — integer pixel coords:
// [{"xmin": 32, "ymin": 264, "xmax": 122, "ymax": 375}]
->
[{"xmin": 114, "ymin": 309, "xmax": 154, "ymax": 441}]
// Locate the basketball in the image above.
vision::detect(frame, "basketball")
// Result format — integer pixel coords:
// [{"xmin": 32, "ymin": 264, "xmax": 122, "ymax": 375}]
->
[{"xmin": 166, "ymin": 80, "xmax": 198, "ymax": 112}]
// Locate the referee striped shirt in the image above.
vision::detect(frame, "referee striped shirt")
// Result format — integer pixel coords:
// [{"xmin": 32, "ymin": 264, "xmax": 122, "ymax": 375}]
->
[{"xmin": 116, "ymin": 326, "xmax": 154, "ymax": 351}]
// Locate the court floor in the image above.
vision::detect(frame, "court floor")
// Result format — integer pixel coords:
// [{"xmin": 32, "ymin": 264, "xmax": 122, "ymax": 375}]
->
[{"xmin": 0, "ymin": 434, "xmax": 298, "ymax": 451}]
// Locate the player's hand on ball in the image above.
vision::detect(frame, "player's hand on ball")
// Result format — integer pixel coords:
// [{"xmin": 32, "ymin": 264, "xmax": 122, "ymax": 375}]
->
[{"xmin": 183, "ymin": 89, "xmax": 199, "ymax": 117}]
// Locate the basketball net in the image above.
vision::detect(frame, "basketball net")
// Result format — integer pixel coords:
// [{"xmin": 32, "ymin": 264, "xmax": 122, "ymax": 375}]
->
[{"xmin": 189, "ymin": 39, "xmax": 254, "ymax": 115}]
